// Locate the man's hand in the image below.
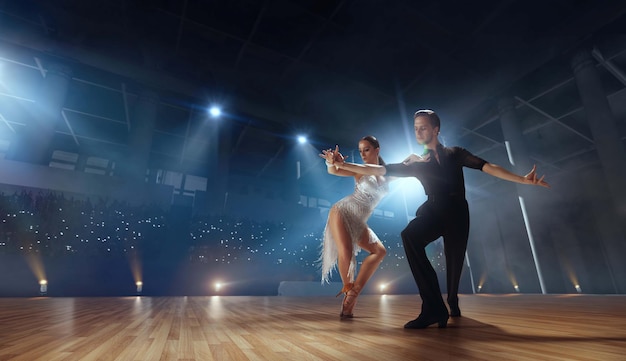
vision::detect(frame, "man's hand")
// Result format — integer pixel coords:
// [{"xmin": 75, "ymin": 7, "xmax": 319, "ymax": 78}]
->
[{"xmin": 524, "ymin": 165, "xmax": 550, "ymax": 188}]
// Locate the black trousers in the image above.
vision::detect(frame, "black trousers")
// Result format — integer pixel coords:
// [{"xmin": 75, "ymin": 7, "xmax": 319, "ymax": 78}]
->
[{"xmin": 400, "ymin": 196, "xmax": 469, "ymax": 315}]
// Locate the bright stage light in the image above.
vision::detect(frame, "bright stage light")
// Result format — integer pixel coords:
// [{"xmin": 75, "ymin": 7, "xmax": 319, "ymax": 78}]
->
[
  {"xmin": 297, "ymin": 135, "xmax": 307, "ymax": 144},
  {"xmin": 379, "ymin": 283, "xmax": 387, "ymax": 293},
  {"xmin": 39, "ymin": 280, "xmax": 48, "ymax": 295},
  {"xmin": 575, "ymin": 284, "xmax": 582, "ymax": 293},
  {"xmin": 514, "ymin": 284, "xmax": 520, "ymax": 293},
  {"xmin": 209, "ymin": 106, "xmax": 221, "ymax": 117},
  {"xmin": 136, "ymin": 281, "xmax": 143, "ymax": 294},
  {"xmin": 215, "ymin": 282, "xmax": 222, "ymax": 292}
]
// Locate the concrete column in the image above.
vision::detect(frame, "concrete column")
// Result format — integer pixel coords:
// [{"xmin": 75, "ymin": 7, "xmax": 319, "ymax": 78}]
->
[{"xmin": 571, "ymin": 50, "xmax": 626, "ymax": 293}]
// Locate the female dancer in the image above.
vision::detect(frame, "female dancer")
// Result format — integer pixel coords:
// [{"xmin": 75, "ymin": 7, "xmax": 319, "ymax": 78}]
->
[{"xmin": 319, "ymin": 135, "xmax": 390, "ymax": 318}]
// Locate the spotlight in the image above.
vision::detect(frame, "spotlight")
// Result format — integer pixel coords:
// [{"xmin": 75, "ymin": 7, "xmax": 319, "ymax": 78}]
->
[
  {"xmin": 514, "ymin": 285, "xmax": 520, "ymax": 293},
  {"xmin": 297, "ymin": 135, "xmax": 307, "ymax": 144},
  {"xmin": 39, "ymin": 280, "xmax": 48, "ymax": 295},
  {"xmin": 379, "ymin": 283, "xmax": 387, "ymax": 293},
  {"xmin": 209, "ymin": 106, "xmax": 221, "ymax": 118},
  {"xmin": 477, "ymin": 285, "xmax": 482, "ymax": 293},
  {"xmin": 574, "ymin": 284, "xmax": 582, "ymax": 293},
  {"xmin": 136, "ymin": 281, "xmax": 143, "ymax": 294},
  {"xmin": 215, "ymin": 282, "xmax": 222, "ymax": 292}
]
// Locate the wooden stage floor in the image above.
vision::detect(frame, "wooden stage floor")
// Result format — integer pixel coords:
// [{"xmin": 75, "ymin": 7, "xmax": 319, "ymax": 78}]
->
[{"xmin": 1, "ymin": 294, "xmax": 625, "ymax": 361}]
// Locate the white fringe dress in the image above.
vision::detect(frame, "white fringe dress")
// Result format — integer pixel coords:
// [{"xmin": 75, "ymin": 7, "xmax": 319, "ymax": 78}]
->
[{"xmin": 320, "ymin": 175, "xmax": 389, "ymax": 284}]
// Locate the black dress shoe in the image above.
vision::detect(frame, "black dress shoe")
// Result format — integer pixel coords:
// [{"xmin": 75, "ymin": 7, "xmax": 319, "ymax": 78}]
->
[
  {"xmin": 404, "ymin": 312, "xmax": 449, "ymax": 329},
  {"xmin": 449, "ymin": 304, "xmax": 461, "ymax": 317}
]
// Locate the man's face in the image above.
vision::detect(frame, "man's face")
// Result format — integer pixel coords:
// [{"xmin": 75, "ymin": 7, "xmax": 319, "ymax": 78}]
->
[{"xmin": 414, "ymin": 116, "xmax": 438, "ymax": 146}]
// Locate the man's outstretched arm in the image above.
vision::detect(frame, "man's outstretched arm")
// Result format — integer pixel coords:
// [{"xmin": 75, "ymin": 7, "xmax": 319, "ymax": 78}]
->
[{"xmin": 482, "ymin": 163, "xmax": 550, "ymax": 188}]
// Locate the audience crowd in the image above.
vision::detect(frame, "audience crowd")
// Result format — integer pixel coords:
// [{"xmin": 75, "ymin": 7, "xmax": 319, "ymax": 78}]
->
[{"xmin": 0, "ymin": 188, "xmax": 448, "ymax": 290}]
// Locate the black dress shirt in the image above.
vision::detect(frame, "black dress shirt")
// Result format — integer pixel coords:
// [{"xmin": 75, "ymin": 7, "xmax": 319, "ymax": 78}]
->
[{"xmin": 385, "ymin": 144, "xmax": 487, "ymax": 198}]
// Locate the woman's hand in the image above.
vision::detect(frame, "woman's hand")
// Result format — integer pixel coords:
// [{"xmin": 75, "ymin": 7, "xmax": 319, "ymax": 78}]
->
[
  {"xmin": 332, "ymin": 145, "xmax": 347, "ymax": 165},
  {"xmin": 319, "ymin": 148, "xmax": 334, "ymax": 164},
  {"xmin": 402, "ymin": 153, "xmax": 430, "ymax": 165},
  {"xmin": 319, "ymin": 145, "xmax": 347, "ymax": 166}
]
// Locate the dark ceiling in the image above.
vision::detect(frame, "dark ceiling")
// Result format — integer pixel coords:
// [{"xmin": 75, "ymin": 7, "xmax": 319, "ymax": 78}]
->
[{"xmin": 1, "ymin": 0, "xmax": 626, "ymax": 193}]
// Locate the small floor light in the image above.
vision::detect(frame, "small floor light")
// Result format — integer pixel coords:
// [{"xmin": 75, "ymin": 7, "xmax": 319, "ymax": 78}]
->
[
  {"xmin": 136, "ymin": 281, "xmax": 143, "ymax": 294},
  {"xmin": 39, "ymin": 280, "xmax": 47, "ymax": 295}
]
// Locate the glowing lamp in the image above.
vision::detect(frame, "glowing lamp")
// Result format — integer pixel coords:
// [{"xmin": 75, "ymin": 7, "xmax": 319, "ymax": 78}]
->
[
  {"xmin": 39, "ymin": 280, "xmax": 48, "ymax": 295},
  {"xmin": 209, "ymin": 106, "xmax": 221, "ymax": 117}
]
